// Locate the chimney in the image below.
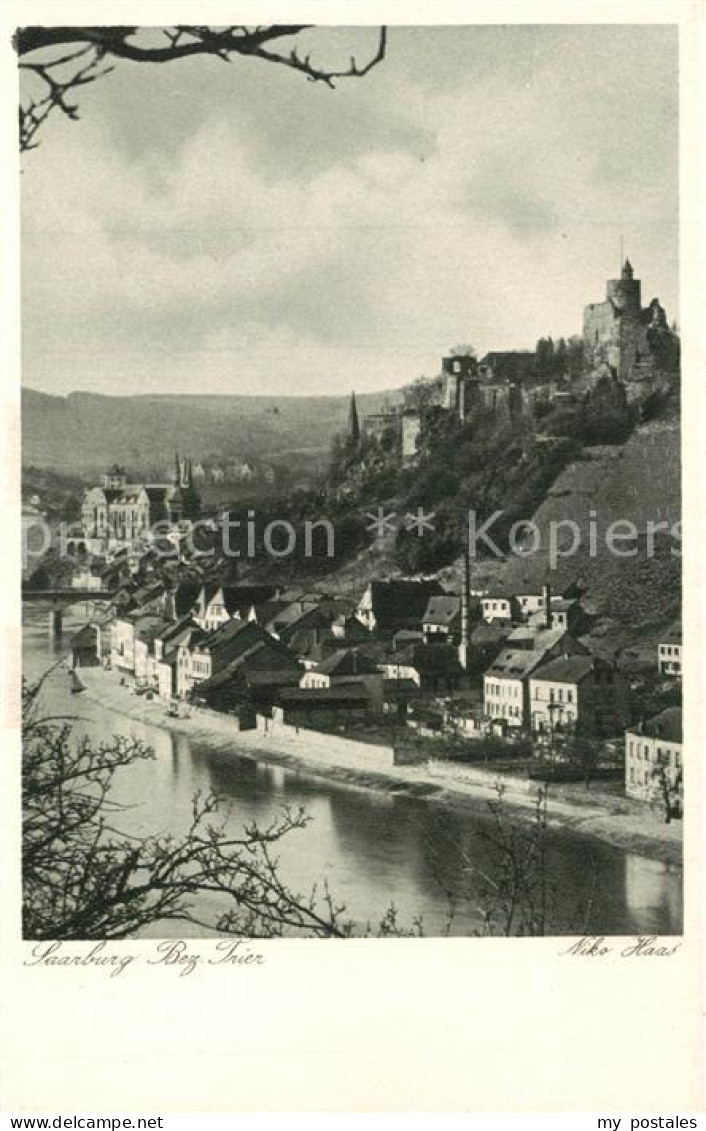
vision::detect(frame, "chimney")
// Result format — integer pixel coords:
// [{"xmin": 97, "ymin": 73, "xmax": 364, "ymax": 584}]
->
[
  {"xmin": 542, "ymin": 582, "xmax": 552, "ymax": 629},
  {"xmin": 458, "ymin": 549, "xmax": 472, "ymax": 671}
]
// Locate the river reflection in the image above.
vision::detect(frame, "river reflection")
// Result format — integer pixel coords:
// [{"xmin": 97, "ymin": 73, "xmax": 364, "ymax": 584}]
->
[{"xmin": 22, "ymin": 605, "xmax": 683, "ymax": 937}]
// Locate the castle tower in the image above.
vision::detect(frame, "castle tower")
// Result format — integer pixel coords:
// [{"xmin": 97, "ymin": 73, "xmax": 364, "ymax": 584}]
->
[
  {"xmin": 442, "ymin": 355, "xmax": 477, "ymax": 421},
  {"xmin": 606, "ymin": 258, "xmax": 641, "ymax": 314}
]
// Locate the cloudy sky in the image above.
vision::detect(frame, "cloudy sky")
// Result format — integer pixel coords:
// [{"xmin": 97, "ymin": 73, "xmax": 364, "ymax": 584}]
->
[{"xmin": 21, "ymin": 24, "xmax": 678, "ymax": 398}]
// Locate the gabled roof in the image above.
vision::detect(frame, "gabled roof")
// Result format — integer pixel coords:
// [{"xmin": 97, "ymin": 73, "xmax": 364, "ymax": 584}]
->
[
  {"xmin": 361, "ymin": 579, "xmax": 444, "ymax": 629},
  {"xmin": 660, "ymin": 623, "xmax": 682, "ymax": 644},
  {"xmin": 131, "ymin": 581, "xmax": 165, "ymax": 607},
  {"xmin": 172, "ymin": 581, "xmax": 202, "ymax": 617},
  {"xmin": 393, "ymin": 629, "xmax": 425, "ymax": 645},
  {"xmin": 267, "ymin": 599, "xmax": 319, "ymax": 631},
  {"xmin": 286, "ymin": 626, "xmax": 335, "ymax": 660},
  {"xmin": 314, "ymin": 649, "xmax": 381, "ymax": 677},
  {"xmin": 530, "ymin": 654, "xmax": 602, "ymax": 685},
  {"xmin": 423, "ymin": 594, "xmax": 462, "ymax": 625},
  {"xmin": 196, "ymin": 619, "xmax": 294, "ymax": 676},
  {"xmin": 383, "ymin": 678, "xmax": 420, "ymax": 696},
  {"xmin": 277, "ymin": 605, "xmax": 332, "ymax": 644},
  {"xmin": 154, "ymin": 613, "xmax": 197, "ymax": 645},
  {"xmin": 196, "ymin": 639, "xmax": 300, "ymax": 690},
  {"xmin": 253, "ymin": 598, "xmax": 292, "ymax": 623},
  {"xmin": 481, "ymin": 589, "xmax": 517, "ymax": 603},
  {"xmin": 507, "ymin": 624, "xmax": 570, "ymax": 650},
  {"xmin": 486, "ymin": 648, "xmax": 548, "ymax": 680},
  {"xmin": 198, "ymin": 617, "xmax": 261, "ymax": 652},
  {"xmin": 279, "ymin": 686, "xmax": 371, "ymax": 704},
  {"xmin": 355, "ymin": 641, "xmax": 393, "ymax": 665},
  {"xmin": 641, "ymin": 707, "xmax": 683, "ymax": 744},
  {"xmin": 471, "ymin": 622, "xmax": 511, "ymax": 646},
  {"xmin": 221, "ymin": 585, "xmax": 276, "ymax": 613},
  {"xmin": 176, "ymin": 623, "xmax": 207, "ymax": 650},
  {"xmin": 134, "ymin": 616, "xmax": 171, "ymax": 644},
  {"xmin": 388, "ymin": 643, "xmax": 464, "ymax": 676}
]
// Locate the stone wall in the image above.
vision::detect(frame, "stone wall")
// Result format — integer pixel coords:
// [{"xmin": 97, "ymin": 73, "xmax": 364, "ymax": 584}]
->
[{"xmin": 256, "ymin": 711, "xmax": 396, "ymax": 772}]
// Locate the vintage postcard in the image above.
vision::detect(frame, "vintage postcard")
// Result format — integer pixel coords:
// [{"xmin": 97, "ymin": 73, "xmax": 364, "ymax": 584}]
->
[{"xmin": 1, "ymin": 0, "xmax": 703, "ymax": 1115}]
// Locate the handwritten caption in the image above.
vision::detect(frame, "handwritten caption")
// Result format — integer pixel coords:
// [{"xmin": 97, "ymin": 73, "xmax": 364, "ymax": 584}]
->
[
  {"xmin": 561, "ymin": 935, "xmax": 682, "ymax": 958},
  {"xmin": 23, "ymin": 934, "xmax": 683, "ymax": 977},
  {"xmin": 24, "ymin": 939, "xmax": 266, "ymax": 977}
]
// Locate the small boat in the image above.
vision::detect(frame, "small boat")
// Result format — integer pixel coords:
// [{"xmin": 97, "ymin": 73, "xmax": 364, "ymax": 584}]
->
[{"xmin": 69, "ymin": 670, "xmax": 86, "ymax": 694}]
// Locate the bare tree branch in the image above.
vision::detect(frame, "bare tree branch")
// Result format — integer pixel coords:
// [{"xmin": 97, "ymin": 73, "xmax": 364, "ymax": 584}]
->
[{"xmin": 15, "ymin": 25, "xmax": 387, "ymax": 152}]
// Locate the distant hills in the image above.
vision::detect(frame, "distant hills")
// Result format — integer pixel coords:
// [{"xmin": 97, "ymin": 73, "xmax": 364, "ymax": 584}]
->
[{"xmin": 21, "ymin": 387, "xmax": 404, "ymax": 476}]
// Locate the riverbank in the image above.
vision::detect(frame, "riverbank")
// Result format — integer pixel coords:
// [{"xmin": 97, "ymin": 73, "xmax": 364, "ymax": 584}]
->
[{"xmin": 74, "ymin": 665, "xmax": 683, "ymax": 869}]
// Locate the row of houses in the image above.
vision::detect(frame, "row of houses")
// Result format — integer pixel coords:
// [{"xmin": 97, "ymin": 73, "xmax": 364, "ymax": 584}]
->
[{"xmin": 69, "ymin": 572, "xmax": 682, "ymax": 808}]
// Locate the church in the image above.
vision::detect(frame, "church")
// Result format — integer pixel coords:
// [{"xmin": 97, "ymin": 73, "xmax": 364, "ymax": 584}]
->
[{"xmin": 81, "ymin": 455, "xmax": 200, "ymax": 549}]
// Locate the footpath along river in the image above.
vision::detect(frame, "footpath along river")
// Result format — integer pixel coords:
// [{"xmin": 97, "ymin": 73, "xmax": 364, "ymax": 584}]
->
[{"xmin": 22, "ymin": 604, "xmax": 682, "ymax": 937}]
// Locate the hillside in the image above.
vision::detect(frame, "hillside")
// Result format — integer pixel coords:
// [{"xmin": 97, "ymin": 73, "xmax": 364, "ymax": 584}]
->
[
  {"xmin": 21, "ymin": 387, "xmax": 404, "ymax": 475},
  {"xmin": 466, "ymin": 417, "xmax": 681, "ymax": 648},
  {"xmin": 285, "ymin": 412, "xmax": 681, "ymax": 654}
]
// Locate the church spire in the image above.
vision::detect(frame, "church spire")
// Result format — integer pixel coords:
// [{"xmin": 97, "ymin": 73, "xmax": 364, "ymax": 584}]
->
[
  {"xmin": 174, "ymin": 451, "xmax": 181, "ymax": 487},
  {"xmin": 348, "ymin": 391, "xmax": 360, "ymax": 445}
]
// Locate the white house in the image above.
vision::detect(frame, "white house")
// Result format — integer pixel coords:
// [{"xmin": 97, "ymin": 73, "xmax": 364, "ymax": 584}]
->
[
  {"xmin": 480, "ymin": 592, "xmax": 518, "ymax": 624},
  {"xmin": 422, "ymin": 594, "xmax": 461, "ymax": 642},
  {"xmin": 193, "ymin": 584, "xmax": 278, "ymax": 634},
  {"xmin": 625, "ymin": 708, "xmax": 683, "ymax": 803},
  {"xmin": 658, "ymin": 626, "xmax": 682, "ymax": 678},
  {"xmin": 483, "ymin": 626, "xmax": 587, "ymax": 729},
  {"xmin": 111, "ymin": 614, "xmax": 137, "ymax": 672},
  {"xmin": 528, "ymin": 654, "xmax": 628, "ymax": 739}
]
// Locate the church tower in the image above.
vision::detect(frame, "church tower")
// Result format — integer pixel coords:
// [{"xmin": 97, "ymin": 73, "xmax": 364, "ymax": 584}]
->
[{"xmin": 348, "ymin": 391, "xmax": 361, "ymax": 446}]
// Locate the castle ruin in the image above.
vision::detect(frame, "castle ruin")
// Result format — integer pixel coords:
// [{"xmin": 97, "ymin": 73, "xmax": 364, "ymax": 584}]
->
[{"xmin": 583, "ymin": 258, "xmax": 679, "ymax": 394}]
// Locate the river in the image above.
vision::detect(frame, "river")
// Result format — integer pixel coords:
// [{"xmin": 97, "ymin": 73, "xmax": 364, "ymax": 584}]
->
[{"xmin": 22, "ymin": 603, "xmax": 683, "ymax": 937}]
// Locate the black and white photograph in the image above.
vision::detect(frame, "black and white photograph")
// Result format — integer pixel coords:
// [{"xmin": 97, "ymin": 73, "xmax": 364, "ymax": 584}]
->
[{"xmin": 18, "ymin": 18, "xmax": 684, "ymax": 947}]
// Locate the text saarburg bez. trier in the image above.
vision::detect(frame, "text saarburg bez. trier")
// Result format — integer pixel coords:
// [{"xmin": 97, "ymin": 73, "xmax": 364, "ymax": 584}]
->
[{"xmin": 23, "ymin": 939, "xmax": 266, "ymax": 977}]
